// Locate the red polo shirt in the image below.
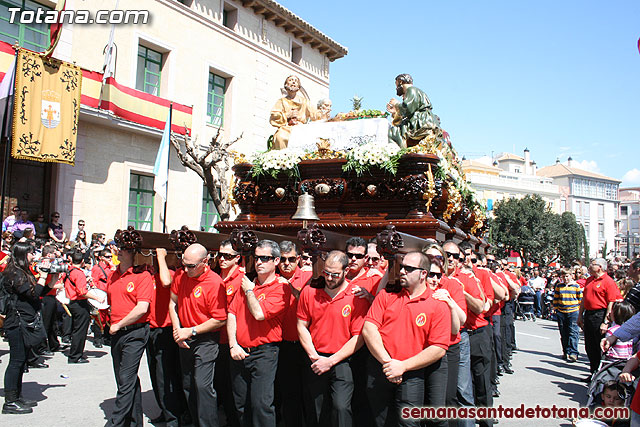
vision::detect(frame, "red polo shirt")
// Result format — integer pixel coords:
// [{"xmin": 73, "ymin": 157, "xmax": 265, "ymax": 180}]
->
[
  {"xmin": 582, "ymin": 273, "xmax": 621, "ymax": 311},
  {"xmin": 107, "ymin": 265, "xmax": 153, "ymax": 325},
  {"xmin": 228, "ymin": 275, "xmax": 291, "ymax": 348},
  {"xmin": 297, "ymin": 282, "xmax": 368, "ymax": 354},
  {"xmin": 220, "ymin": 266, "xmax": 244, "ymax": 344},
  {"xmin": 368, "ymin": 267, "xmax": 386, "ymax": 295},
  {"xmin": 282, "ymin": 267, "xmax": 313, "ymax": 342},
  {"xmin": 455, "ymin": 269, "xmax": 488, "ymax": 330},
  {"xmin": 148, "ymin": 270, "xmax": 174, "ymax": 328},
  {"xmin": 64, "ymin": 267, "xmax": 89, "ymax": 301},
  {"xmin": 348, "ymin": 268, "xmax": 377, "ymax": 295},
  {"xmin": 365, "ymin": 287, "xmax": 450, "ymax": 362},
  {"xmin": 170, "ymin": 267, "xmax": 227, "ymax": 329},
  {"xmin": 440, "ymin": 275, "xmax": 467, "ymax": 344},
  {"xmin": 487, "ymin": 272, "xmax": 508, "ymax": 317}
]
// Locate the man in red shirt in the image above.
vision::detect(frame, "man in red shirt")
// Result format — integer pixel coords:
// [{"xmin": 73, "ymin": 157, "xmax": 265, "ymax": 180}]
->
[
  {"xmin": 362, "ymin": 251, "xmax": 450, "ymax": 427},
  {"xmin": 65, "ymin": 250, "xmax": 102, "ymax": 364},
  {"xmin": 169, "ymin": 243, "xmax": 227, "ymax": 427},
  {"xmin": 107, "ymin": 243, "xmax": 153, "ymax": 427},
  {"xmin": 227, "ymin": 240, "xmax": 291, "ymax": 427},
  {"xmin": 146, "ymin": 248, "xmax": 184, "ymax": 427},
  {"xmin": 90, "ymin": 248, "xmax": 113, "ymax": 348},
  {"xmin": 276, "ymin": 240, "xmax": 312, "ymax": 427},
  {"xmin": 578, "ymin": 258, "xmax": 622, "ymax": 375},
  {"xmin": 297, "ymin": 250, "xmax": 369, "ymax": 426},
  {"xmin": 215, "ymin": 239, "xmax": 243, "ymax": 427}
]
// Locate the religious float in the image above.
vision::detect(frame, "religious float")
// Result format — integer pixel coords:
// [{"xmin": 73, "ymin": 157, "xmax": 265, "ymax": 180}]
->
[{"xmin": 116, "ymin": 74, "xmax": 488, "ymax": 266}]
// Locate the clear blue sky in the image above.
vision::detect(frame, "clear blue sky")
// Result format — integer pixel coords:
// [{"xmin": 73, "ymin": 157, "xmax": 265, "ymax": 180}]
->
[{"xmin": 278, "ymin": 0, "xmax": 640, "ymax": 186}]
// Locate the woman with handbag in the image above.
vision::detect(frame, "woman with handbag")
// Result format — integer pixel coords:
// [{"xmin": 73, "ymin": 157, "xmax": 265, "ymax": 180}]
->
[{"xmin": 1, "ymin": 241, "xmax": 59, "ymax": 414}]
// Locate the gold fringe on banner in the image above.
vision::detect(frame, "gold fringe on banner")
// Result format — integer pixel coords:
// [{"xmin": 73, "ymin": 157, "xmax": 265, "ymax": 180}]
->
[{"xmin": 12, "ymin": 48, "xmax": 82, "ymax": 165}]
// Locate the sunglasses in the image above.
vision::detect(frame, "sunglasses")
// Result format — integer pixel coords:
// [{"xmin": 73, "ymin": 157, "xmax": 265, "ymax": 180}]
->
[
  {"xmin": 301, "ymin": 255, "xmax": 311, "ymax": 261},
  {"xmin": 217, "ymin": 252, "xmax": 238, "ymax": 260},
  {"xmin": 323, "ymin": 270, "xmax": 342, "ymax": 279},
  {"xmin": 428, "ymin": 271, "xmax": 443, "ymax": 279},
  {"xmin": 469, "ymin": 258, "xmax": 478, "ymax": 264},
  {"xmin": 346, "ymin": 252, "xmax": 366, "ymax": 260},
  {"xmin": 280, "ymin": 256, "xmax": 298, "ymax": 264},
  {"xmin": 400, "ymin": 264, "xmax": 424, "ymax": 273},
  {"xmin": 445, "ymin": 251, "xmax": 460, "ymax": 259},
  {"xmin": 78, "ymin": 223, "xmax": 85, "ymax": 226},
  {"xmin": 369, "ymin": 256, "xmax": 380, "ymax": 263},
  {"xmin": 256, "ymin": 255, "xmax": 277, "ymax": 263},
  {"xmin": 52, "ymin": 215, "xmax": 60, "ymax": 218},
  {"xmin": 182, "ymin": 259, "xmax": 204, "ymax": 269},
  {"xmin": 427, "ymin": 254, "xmax": 445, "ymax": 263}
]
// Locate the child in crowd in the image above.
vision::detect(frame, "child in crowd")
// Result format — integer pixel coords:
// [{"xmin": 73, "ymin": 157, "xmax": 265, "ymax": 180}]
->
[{"xmin": 605, "ymin": 302, "xmax": 636, "ymax": 361}]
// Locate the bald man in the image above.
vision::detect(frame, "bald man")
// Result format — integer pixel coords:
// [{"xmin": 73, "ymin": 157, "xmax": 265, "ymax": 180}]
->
[{"xmin": 169, "ymin": 243, "xmax": 227, "ymax": 427}]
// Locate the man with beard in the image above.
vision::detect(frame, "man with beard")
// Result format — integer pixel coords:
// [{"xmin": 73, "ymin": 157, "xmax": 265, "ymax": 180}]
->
[
  {"xmin": 269, "ymin": 75, "xmax": 315, "ymax": 149},
  {"xmin": 386, "ymin": 73, "xmax": 441, "ymax": 147},
  {"xmin": 363, "ymin": 252, "xmax": 450, "ymax": 427},
  {"xmin": 297, "ymin": 250, "xmax": 369, "ymax": 426}
]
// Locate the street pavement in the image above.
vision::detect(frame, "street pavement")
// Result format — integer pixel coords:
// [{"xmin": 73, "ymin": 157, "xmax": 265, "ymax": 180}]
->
[{"xmin": 0, "ymin": 318, "xmax": 595, "ymax": 426}]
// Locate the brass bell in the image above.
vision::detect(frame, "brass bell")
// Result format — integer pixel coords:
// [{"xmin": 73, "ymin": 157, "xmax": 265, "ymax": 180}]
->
[{"xmin": 292, "ymin": 193, "xmax": 320, "ymax": 221}]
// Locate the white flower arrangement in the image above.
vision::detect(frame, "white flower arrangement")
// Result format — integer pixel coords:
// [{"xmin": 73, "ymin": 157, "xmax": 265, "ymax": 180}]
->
[
  {"xmin": 343, "ymin": 142, "xmax": 406, "ymax": 176},
  {"xmin": 250, "ymin": 148, "xmax": 303, "ymax": 179}
]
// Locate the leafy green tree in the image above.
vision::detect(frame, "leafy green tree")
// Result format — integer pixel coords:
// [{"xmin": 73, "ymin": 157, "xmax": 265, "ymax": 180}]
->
[{"xmin": 490, "ymin": 195, "xmax": 584, "ymax": 266}]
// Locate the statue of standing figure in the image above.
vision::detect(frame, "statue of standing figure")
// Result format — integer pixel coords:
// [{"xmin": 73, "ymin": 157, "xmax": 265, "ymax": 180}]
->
[
  {"xmin": 269, "ymin": 75, "xmax": 315, "ymax": 150},
  {"xmin": 387, "ymin": 73, "xmax": 441, "ymax": 148}
]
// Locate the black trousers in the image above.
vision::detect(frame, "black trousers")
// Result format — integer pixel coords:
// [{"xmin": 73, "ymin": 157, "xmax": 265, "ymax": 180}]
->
[
  {"xmin": 68, "ymin": 299, "xmax": 91, "ymax": 362},
  {"xmin": 110, "ymin": 323, "xmax": 149, "ymax": 427},
  {"xmin": 469, "ymin": 326, "xmax": 493, "ymax": 427},
  {"xmin": 424, "ymin": 353, "xmax": 448, "ymax": 427},
  {"xmin": 445, "ymin": 342, "xmax": 460, "ymax": 427},
  {"xmin": 276, "ymin": 341, "xmax": 306, "ymax": 427},
  {"xmin": 492, "ymin": 315, "xmax": 503, "ymax": 368},
  {"xmin": 147, "ymin": 326, "xmax": 185, "ymax": 427},
  {"xmin": 584, "ymin": 309, "xmax": 606, "ymax": 374},
  {"xmin": 61, "ymin": 309, "xmax": 72, "ymax": 342},
  {"xmin": 230, "ymin": 343, "xmax": 279, "ymax": 427},
  {"xmin": 500, "ymin": 302, "xmax": 514, "ymax": 362},
  {"xmin": 366, "ymin": 356, "xmax": 424, "ymax": 427},
  {"xmin": 179, "ymin": 333, "xmax": 220, "ymax": 427},
  {"xmin": 350, "ymin": 347, "xmax": 375, "ymax": 427},
  {"xmin": 215, "ymin": 343, "xmax": 240, "ymax": 427},
  {"xmin": 3, "ymin": 326, "xmax": 26, "ymax": 395},
  {"xmin": 41, "ymin": 295, "xmax": 60, "ymax": 351},
  {"xmin": 304, "ymin": 355, "xmax": 353, "ymax": 427}
]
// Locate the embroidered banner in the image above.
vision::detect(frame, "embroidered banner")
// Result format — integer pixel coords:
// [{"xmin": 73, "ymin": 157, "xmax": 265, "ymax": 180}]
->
[{"xmin": 12, "ymin": 48, "xmax": 81, "ymax": 165}]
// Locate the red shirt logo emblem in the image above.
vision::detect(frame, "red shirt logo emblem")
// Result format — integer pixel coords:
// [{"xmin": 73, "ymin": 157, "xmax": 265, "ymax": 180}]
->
[
  {"xmin": 342, "ymin": 304, "xmax": 352, "ymax": 317},
  {"xmin": 226, "ymin": 285, "xmax": 234, "ymax": 296},
  {"xmin": 258, "ymin": 293, "xmax": 266, "ymax": 302},
  {"xmin": 415, "ymin": 313, "xmax": 427, "ymax": 327},
  {"xmin": 193, "ymin": 286, "xmax": 203, "ymax": 298},
  {"xmin": 126, "ymin": 282, "xmax": 135, "ymax": 293}
]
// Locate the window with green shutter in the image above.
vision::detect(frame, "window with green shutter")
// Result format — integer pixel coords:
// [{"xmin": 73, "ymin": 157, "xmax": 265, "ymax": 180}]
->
[
  {"xmin": 0, "ymin": 0, "xmax": 51, "ymax": 52},
  {"xmin": 201, "ymin": 186, "xmax": 220, "ymax": 232},
  {"xmin": 207, "ymin": 72, "xmax": 226, "ymax": 127},
  {"xmin": 136, "ymin": 45, "xmax": 162, "ymax": 96},
  {"xmin": 128, "ymin": 173, "xmax": 154, "ymax": 231}
]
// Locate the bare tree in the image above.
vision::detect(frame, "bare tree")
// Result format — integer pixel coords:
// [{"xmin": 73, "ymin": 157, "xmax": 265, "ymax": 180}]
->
[{"xmin": 170, "ymin": 128, "xmax": 241, "ymax": 221}]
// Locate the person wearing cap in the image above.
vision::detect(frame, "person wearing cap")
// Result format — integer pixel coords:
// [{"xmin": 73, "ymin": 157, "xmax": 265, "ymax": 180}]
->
[
  {"xmin": 362, "ymin": 251, "xmax": 450, "ymax": 427},
  {"xmin": 297, "ymin": 250, "xmax": 368, "ymax": 426},
  {"xmin": 277, "ymin": 240, "xmax": 312, "ymax": 427},
  {"xmin": 227, "ymin": 239, "xmax": 291, "ymax": 427},
  {"xmin": 107, "ymin": 242, "xmax": 153, "ymax": 427},
  {"xmin": 169, "ymin": 243, "xmax": 227, "ymax": 427}
]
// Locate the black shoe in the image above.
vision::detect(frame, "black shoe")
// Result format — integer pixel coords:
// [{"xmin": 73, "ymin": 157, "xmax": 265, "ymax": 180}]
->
[
  {"xmin": 2, "ymin": 391, "xmax": 33, "ymax": 414},
  {"xmin": 27, "ymin": 362, "xmax": 49, "ymax": 369},
  {"xmin": 496, "ymin": 369, "xmax": 503, "ymax": 376},
  {"xmin": 68, "ymin": 358, "xmax": 89, "ymax": 364},
  {"xmin": 94, "ymin": 341, "xmax": 103, "ymax": 349},
  {"xmin": 41, "ymin": 350, "xmax": 54, "ymax": 357},
  {"xmin": 503, "ymin": 366, "xmax": 514, "ymax": 374},
  {"xmin": 18, "ymin": 396, "xmax": 37, "ymax": 407},
  {"xmin": 493, "ymin": 389, "xmax": 500, "ymax": 398},
  {"xmin": 150, "ymin": 415, "xmax": 167, "ymax": 423}
]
